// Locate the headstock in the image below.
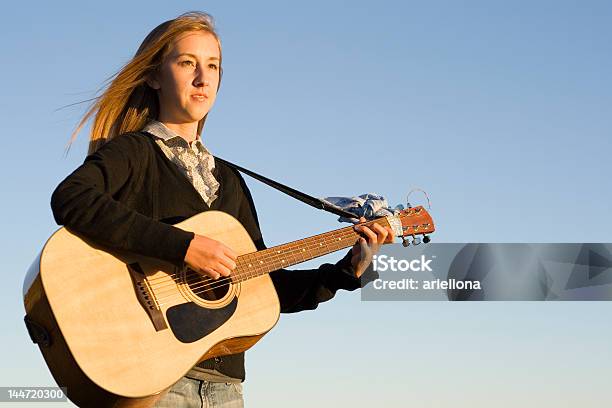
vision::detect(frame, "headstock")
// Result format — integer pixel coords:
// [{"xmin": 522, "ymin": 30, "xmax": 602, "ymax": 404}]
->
[{"xmin": 386, "ymin": 206, "xmax": 435, "ymax": 247}]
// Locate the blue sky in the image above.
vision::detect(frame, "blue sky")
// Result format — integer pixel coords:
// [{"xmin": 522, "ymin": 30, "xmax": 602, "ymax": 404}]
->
[{"xmin": 1, "ymin": 1, "xmax": 611, "ymax": 406}]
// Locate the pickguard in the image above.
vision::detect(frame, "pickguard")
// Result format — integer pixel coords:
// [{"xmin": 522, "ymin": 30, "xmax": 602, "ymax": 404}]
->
[{"xmin": 166, "ymin": 298, "xmax": 238, "ymax": 343}]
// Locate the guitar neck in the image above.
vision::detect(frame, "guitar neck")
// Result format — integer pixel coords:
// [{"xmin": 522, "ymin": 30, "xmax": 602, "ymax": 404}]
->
[{"xmin": 231, "ymin": 217, "xmax": 391, "ymax": 282}]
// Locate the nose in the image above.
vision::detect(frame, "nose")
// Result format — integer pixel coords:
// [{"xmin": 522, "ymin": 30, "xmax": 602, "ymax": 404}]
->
[{"xmin": 193, "ymin": 66, "xmax": 209, "ymax": 88}]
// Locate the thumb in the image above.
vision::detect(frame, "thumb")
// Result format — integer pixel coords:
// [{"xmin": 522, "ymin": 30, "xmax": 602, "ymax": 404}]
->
[{"xmin": 358, "ymin": 237, "xmax": 369, "ymax": 259}]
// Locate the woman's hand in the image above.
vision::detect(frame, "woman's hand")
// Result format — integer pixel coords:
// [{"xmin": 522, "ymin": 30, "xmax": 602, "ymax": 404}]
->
[
  {"xmin": 350, "ymin": 217, "xmax": 395, "ymax": 278},
  {"xmin": 184, "ymin": 234, "xmax": 238, "ymax": 279}
]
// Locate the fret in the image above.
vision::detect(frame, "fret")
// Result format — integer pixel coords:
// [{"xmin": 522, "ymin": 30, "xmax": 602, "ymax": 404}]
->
[{"xmin": 231, "ymin": 217, "xmax": 394, "ymax": 283}]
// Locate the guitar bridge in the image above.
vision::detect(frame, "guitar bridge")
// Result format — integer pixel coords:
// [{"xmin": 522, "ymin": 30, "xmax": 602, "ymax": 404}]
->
[{"xmin": 128, "ymin": 263, "xmax": 168, "ymax": 331}]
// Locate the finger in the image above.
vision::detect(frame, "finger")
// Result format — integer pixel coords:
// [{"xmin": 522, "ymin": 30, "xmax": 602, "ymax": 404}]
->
[
  {"xmin": 218, "ymin": 255, "xmax": 237, "ymax": 273},
  {"xmin": 352, "ymin": 238, "xmax": 362, "ymax": 254},
  {"xmin": 354, "ymin": 237, "xmax": 368, "ymax": 256},
  {"xmin": 215, "ymin": 262, "xmax": 233, "ymax": 277},
  {"xmin": 385, "ymin": 227, "xmax": 395, "ymax": 243},
  {"xmin": 371, "ymin": 223, "xmax": 389, "ymax": 243},
  {"xmin": 359, "ymin": 237, "xmax": 372, "ymax": 260},
  {"xmin": 200, "ymin": 267, "xmax": 220, "ymax": 280},
  {"xmin": 222, "ymin": 245, "xmax": 238, "ymax": 260},
  {"xmin": 360, "ymin": 236, "xmax": 369, "ymax": 250},
  {"xmin": 359, "ymin": 225, "xmax": 378, "ymax": 245}
]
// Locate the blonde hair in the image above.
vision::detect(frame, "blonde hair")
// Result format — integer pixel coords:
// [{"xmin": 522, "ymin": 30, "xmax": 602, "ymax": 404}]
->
[{"xmin": 73, "ymin": 11, "xmax": 222, "ymax": 154}]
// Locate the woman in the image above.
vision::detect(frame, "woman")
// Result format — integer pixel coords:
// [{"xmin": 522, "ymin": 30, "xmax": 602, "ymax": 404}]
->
[{"xmin": 51, "ymin": 11, "xmax": 393, "ymax": 407}]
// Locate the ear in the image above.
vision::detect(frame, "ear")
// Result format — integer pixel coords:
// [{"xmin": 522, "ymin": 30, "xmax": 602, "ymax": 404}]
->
[
  {"xmin": 216, "ymin": 66, "xmax": 223, "ymax": 92},
  {"xmin": 146, "ymin": 73, "xmax": 161, "ymax": 90}
]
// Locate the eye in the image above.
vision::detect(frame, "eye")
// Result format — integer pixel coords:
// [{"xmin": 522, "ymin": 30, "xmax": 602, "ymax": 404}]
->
[
  {"xmin": 180, "ymin": 60, "xmax": 196, "ymax": 67},
  {"xmin": 208, "ymin": 63, "xmax": 219, "ymax": 70}
]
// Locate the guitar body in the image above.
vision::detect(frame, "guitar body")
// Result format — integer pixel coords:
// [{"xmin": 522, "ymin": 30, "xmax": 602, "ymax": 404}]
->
[{"xmin": 23, "ymin": 211, "xmax": 280, "ymax": 407}]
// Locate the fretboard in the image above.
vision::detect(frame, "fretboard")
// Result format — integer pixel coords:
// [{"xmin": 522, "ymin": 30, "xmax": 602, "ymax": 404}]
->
[{"xmin": 231, "ymin": 218, "xmax": 391, "ymax": 283}]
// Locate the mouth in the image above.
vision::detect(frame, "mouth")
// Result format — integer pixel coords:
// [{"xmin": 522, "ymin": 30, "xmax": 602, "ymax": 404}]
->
[{"xmin": 191, "ymin": 94, "xmax": 208, "ymax": 101}]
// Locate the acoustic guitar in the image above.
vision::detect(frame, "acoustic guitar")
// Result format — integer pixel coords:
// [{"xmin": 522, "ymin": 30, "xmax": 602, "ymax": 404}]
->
[{"xmin": 23, "ymin": 207, "xmax": 434, "ymax": 407}]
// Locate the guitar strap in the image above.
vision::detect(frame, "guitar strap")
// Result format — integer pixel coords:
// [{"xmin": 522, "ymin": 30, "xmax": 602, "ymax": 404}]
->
[{"xmin": 214, "ymin": 156, "xmax": 359, "ymax": 220}]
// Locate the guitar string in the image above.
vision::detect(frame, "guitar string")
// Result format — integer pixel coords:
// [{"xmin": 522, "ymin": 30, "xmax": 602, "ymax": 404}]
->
[
  {"xmin": 155, "ymin": 240, "xmax": 352, "ymax": 307},
  {"xmin": 150, "ymin": 218, "xmax": 432, "ymax": 299},
  {"xmin": 145, "ymin": 212, "xmax": 430, "ymax": 304},
  {"xmin": 149, "ymin": 226, "xmax": 359, "ymax": 292},
  {"xmin": 150, "ymin": 216, "xmax": 432, "ymax": 296},
  {"xmin": 150, "ymin": 218, "xmax": 432, "ymax": 301},
  {"xmin": 147, "ymin": 213, "xmax": 413, "ymax": 289},
  {"xmin": 150, "ymin": 221, "xmax": 373, "ymax": 294},
  {"xmin": 154, "ymin": 233, "xmax": 431, "ymax": 306},
  {"xmin": 170, "ymin": 220, "xmax": 432, "ymax": 301},
  {"xmin": 147, "ymin": 227, "xmax": 358, "ymax": 295},
  {"xmin": 145, "ymin": 211, "xmax": 423, "ymax": 285},
  {"xmin": 154, "ymin": 240, "xmax": 358, "ymax": 306},
  {"xmin": 155, "ymin": 234, "xmax": 356, "ymax": 302},
  {"xmin": 147, "ymin": 222, "xmax": 365, "ymax": 292},
  {"xmin": 153, "ymin": 229, "xmax": 360, "ymax": 303},
  {"xmin": 145, "ymin": 222, "xmax": 365, "ymax": 284}
]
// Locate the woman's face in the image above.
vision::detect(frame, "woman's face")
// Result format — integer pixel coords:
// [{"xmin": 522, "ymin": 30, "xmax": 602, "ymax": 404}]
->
[{"xmin": 150, "ymin": 31, "xmax": 221, "ymax": 125}]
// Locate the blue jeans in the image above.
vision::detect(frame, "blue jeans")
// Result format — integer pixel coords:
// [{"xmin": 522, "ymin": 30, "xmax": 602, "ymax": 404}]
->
[{"xmin": 154, "ymin": 377, "xmax": 244, "ymax": 408}]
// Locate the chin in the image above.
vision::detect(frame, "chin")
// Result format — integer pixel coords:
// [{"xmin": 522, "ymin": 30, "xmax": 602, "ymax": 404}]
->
[
  {"xmin": 178, "ymin": 113, "xmax": 205, "ymax": 124},
  {"xmin": 186, "ymin": 109, "xmax": 210, "ymax": 122}
]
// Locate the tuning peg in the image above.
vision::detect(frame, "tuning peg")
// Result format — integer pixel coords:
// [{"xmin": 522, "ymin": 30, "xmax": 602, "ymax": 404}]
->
[
  {"xmin": 423, "ymin": 235, "xmax": 431, "ymax": 244},
  {"xmin": 412, "ymin": 236, "xmax": 421, "ymax": 245},
  {"xmin": 401, "ymin": 237, "xmax": 410, "ymax": 247}
]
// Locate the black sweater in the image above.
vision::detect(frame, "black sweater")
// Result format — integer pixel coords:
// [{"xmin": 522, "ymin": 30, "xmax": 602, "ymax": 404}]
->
[{"xmin": 50, "ymin": 131, "xmax": 362, "ymax": 380}]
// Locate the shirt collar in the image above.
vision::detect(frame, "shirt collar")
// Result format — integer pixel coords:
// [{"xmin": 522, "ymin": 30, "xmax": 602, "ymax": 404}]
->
[{"xmin": 142, "ymin": 120, "xmax": 208, "ymax": 153}]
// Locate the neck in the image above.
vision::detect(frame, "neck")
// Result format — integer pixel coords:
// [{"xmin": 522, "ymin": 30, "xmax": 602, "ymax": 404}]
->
[{"xmin": 159, "ymin": 120, "xmax": 199, "ymax": 143}]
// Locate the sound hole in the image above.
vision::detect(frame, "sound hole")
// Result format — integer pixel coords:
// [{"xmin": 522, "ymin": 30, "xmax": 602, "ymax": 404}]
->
[{"xmin": 185, "ymin": 269, "xmax": 231, "ymax": 301}]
